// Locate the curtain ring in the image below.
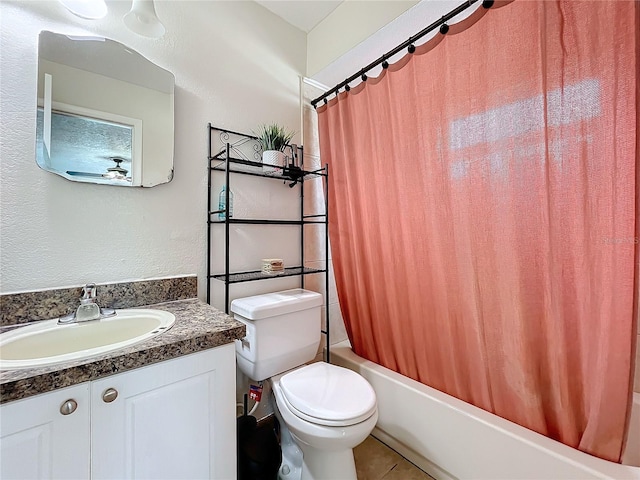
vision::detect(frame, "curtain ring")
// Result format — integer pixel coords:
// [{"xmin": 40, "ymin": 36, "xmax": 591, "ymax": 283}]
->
[
  {"xmin": 408, "ymin": 44, "xmax": 416, "ymax": 54},
  {"xmin": 382, "ymin": 59, "xmax": 389, "ymax": 69},
  {"xmin": 440, "ymin": 23, "xmax": 449, "ymax": 35},
  {"xmin": 345, "ymin": 84, "xmax": 351, "ymax": 92},
  {"xmin": 482, "ymin": 0, "xmax": 494, "ymax": 8},
  {"xmin": 361, "ymin": 71, "xmax": 368, "ymax": 82}
]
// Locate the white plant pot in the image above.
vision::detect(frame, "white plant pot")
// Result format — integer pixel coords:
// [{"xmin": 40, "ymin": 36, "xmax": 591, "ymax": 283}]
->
[{"xmin": 262, "ymin": 150, "xmax": 285, "ymax": 174}]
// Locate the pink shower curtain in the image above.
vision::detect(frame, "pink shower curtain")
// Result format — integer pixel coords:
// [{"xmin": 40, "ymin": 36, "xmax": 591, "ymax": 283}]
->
[{"xmin": 318, "ymin": 0, "xmax": 638, "ymax": 462}]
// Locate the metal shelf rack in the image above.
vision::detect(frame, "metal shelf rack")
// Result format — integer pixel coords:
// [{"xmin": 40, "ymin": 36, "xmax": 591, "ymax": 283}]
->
[{"xmin": 207, "ymin": 124, "xmax": 331, "ymax": 361}]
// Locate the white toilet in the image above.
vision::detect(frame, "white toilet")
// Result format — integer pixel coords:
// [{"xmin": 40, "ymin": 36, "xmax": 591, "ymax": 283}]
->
[{"xmin": 231, "ymin": 289, "xmax": 378, "ymax": 480}]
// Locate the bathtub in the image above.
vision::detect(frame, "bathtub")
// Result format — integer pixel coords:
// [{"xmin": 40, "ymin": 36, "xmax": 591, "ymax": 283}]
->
[{"xmin": 331, "ymin": 341, "xmax": 640, "ymax": 480}]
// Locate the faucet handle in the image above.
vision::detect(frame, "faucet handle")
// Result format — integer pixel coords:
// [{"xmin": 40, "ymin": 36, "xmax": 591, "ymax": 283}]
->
[{"xmin": 81, "ymin": 283, "xmax": 97, "ymax": 302}]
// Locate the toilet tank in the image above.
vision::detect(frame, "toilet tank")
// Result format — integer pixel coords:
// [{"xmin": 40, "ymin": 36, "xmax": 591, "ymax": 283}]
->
[{"xmin": 231, "ymin": 289, "xmax": 323, "ymax": 381}]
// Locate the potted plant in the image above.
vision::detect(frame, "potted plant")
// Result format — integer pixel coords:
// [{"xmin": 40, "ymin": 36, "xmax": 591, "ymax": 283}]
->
[{"xmin": 255, "ymin": 123, "xmax": 294, "ymax": 174}]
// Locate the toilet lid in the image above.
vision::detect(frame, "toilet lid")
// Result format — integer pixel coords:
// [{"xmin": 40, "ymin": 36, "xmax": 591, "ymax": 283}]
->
[{"xmin": 280, "ymin": 362, "xmax": 377, "ymax": 426}]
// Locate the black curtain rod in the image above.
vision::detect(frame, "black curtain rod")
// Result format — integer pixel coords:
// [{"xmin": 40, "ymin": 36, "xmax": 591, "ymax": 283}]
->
[{"xmin": 311, "ymin": 0, "xmax": 493, "ymax": 108}]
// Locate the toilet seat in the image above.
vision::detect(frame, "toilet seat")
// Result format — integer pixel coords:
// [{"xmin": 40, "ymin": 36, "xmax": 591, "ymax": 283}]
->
[{"xmin": 279, "ymin": 362, "xmax": 377, "ymax": 427}]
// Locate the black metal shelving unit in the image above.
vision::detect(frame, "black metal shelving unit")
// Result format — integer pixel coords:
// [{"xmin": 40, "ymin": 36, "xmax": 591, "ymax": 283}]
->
[{"xmin": 207, "ymin": 124, "xmax": 331, "ymax": 362}]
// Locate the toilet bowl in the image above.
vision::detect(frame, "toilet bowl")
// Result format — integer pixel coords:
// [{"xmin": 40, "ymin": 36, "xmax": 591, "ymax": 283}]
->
[
  {"xmin": 231, "ymin": 289, "xmax": 378, "ymax": 480},
  {"xmin": 271, "ymin": 362, "xmax": 378, "ymax": 480}
]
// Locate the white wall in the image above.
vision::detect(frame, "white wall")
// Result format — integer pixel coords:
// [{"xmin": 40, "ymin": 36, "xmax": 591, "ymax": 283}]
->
[
  {"xmin": 306, "ymin": 0, "xmax": 419, "ymax": 77},
  {"xmin": 0, "ymin": 1, "xmax": 306, "ymax": 305},
  {"xmin": 311, "ymin": 0, "xmax": 473, "ymax": 88}
]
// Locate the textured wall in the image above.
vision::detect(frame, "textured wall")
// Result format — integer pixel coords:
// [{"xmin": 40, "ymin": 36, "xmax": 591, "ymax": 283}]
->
[
  {"xmin": 311, "ymin": 0, "xmax": 468, "ymax": 89},
  {"xmin": 0, "ymin": 1, "xmax": 306, "ymax": 303},
  {"xmin": 306, "ymin": 0, "xmax": 419, "ymax": 77}
]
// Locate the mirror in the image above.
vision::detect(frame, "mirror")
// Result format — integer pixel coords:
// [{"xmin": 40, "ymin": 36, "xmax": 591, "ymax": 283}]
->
[{"xmin": 36, "ymin": 31, "xmax": 175, "ymax": 187}]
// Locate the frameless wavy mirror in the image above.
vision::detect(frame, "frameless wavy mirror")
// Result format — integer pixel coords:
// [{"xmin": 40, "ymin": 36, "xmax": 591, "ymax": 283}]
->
[{"xmin": 36, "ymin": 31, "xmax": 175, "ymax": 187}]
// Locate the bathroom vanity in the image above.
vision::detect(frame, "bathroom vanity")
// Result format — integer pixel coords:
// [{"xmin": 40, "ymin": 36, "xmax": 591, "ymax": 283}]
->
[{"xmin": 0, "ymin": 296, "xmax": 245, "ymax": 479}]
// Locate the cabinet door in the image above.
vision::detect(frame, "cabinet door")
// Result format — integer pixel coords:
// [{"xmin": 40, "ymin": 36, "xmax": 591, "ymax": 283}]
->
[
  {"xmin": 0, "ymin": 383, "xmax": 90, "ymax": 480},
  {"xmin": 91, "ymin": 345, "xmax": 236, "ymax": 480}
]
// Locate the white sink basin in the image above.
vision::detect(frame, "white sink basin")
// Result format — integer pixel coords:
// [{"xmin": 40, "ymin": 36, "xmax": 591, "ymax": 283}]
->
[{"xmin": 0, "ymin": 309, "xmax": 175, "ymax": 370}]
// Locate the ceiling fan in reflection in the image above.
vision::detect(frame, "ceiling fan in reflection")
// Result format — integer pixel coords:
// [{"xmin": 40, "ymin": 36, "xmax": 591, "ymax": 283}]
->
[{"xmin": 66, "ymin": 157, "xmax": 132, "ymax": 182}]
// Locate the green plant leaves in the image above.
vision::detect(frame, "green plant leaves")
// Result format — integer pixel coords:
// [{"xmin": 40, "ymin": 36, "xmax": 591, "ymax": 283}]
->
[{"xmin": 254, "ymin": 124, "xmax": 295, "ymax": 152}]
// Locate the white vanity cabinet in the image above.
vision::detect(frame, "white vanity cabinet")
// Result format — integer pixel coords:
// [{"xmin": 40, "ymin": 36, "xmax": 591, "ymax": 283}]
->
[
  {"xmin": 0, "ymin": 344, "xmax": 236, "ymax": 480},
  {"xmin": 91, "ymin": 345, "xmax": 236, "ymax": 479},
  {"xmin": 0, "ymin": 383, "xmax": 91, "ymax": 479}
]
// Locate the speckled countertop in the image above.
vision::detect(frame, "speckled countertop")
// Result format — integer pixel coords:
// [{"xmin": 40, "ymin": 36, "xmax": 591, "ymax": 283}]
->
[{"xmin": 0, "ymin": 299, "xmax": 245, "ymax": 404}]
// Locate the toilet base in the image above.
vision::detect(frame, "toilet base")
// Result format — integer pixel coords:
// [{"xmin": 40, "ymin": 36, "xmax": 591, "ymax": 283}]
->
[
  {"xmin": 294, "ymin": 439, "xmax": 357, "ymax": 480},
  {"xmin": 272, "ymin": 390, "xmax": 359, "ymax": 480},
  {"xmin": 274, "ymin": 402, "xmax": 304, "ymax": 480}
]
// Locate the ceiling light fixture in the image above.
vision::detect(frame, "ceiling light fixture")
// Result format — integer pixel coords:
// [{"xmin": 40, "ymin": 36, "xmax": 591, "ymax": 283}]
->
[
  {"xmin": 58, "ymin": 0, "xmax": 108, "ymax": 19},
  {"xmin": 123, "ymin": 0, "xmax": 166, "ymax": 38}
]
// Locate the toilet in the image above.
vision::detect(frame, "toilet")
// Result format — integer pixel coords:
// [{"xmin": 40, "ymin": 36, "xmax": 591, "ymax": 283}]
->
[{"xmin": 231, "ymin": 289, "xmax": 378, "ymax": 480}]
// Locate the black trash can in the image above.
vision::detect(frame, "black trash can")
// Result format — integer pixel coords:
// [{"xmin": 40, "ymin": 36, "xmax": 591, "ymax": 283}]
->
[{"xmin": 237, "ymin": 412, "xmax": 282, "ymax": 480}]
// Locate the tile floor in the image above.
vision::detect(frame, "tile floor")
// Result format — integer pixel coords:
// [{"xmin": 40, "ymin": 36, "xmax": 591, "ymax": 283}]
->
[{"xmin": 353, "ymin": 436, "xmax": 434, "ymax": 480}]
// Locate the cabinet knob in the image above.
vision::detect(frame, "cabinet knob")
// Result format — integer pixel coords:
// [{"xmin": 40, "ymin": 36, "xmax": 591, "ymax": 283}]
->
[
  {"xmin": 102, "ymin": 388, "xmax": 118, "ymax": 403},
  {"xmin": 60, "ymin": 399, "xmax": 78, "ymax": 415}
]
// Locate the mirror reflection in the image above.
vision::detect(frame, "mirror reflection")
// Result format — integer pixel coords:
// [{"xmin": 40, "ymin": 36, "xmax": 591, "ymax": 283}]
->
[{"xmin": 36, "ymin": 31, "xmax": 175, "ymax": 187}]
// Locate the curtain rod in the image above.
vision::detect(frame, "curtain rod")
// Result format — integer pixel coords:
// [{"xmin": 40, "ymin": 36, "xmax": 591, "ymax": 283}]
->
[{"xmin": 311, "ymin": 0, "xmax": 493, "ymax": 108}]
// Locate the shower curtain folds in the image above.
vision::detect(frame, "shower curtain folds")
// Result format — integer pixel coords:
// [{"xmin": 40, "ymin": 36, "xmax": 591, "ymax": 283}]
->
[{"xmin": 317, "ymin": 0, "xmax": 638, "ymax": 463}]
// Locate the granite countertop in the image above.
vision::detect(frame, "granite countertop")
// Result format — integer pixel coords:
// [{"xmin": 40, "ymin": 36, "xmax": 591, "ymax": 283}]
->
[{"xmin": 0, "ymin": 299, "xmax": 245, "ymax": 404}]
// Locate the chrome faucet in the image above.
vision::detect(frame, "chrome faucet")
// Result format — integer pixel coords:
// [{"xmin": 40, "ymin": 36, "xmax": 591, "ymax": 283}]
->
[
  {"xmin": 58, "ymin": 283, "xmax": 116, "ymax": 324},
  {"xmin": 81, "ymin": 283, "xmax": 97, "ymax": 302}
]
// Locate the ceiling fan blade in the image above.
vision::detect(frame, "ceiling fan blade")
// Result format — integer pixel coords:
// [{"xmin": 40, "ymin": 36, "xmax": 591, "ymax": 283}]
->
[{"xmin": 66, "ymin": 170, "xmax": 105, "ymax": 178}]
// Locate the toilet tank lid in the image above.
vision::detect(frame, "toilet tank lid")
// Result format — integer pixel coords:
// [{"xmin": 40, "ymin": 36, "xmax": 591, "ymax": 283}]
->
[{"xmin": 230, "ymin": 289, "xmax": 323, "ymax": 320}]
